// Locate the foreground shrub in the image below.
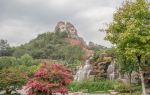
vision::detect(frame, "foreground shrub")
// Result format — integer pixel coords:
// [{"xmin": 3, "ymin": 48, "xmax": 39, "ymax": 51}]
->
[
  {"xmin": 0, "ymin": 55, "xmax": 39, "ymax": 94},
  {"xmin": 0, "ymin": 67, "xmax": 28, "ymax": 94},
  {"xmin": 69, "ymin": 80, "xmax": 116, "ymax": 92},
  {"xmin": 0, "ymin": 55, "xmax": 39, "ymax": 77},
  {"xmin": 69, "ymin": 80, "xmax": 141, "ymax": 93},
  {"xmin": 114, "ymin": 83, "xmax": 130, "ymax": 93},
  {"xmin": 114, "ymin": 83, "xmax": 141, "ymax": 93},
  {"xmin": 25, "ymin": 63, "xmax": 73, "ymax": 95}
]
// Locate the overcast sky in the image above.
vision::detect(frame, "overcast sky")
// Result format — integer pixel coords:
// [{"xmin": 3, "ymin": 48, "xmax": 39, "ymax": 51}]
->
[{"xmin": 0, "ymin": 0, "xmax": 125, "ymax": 47}]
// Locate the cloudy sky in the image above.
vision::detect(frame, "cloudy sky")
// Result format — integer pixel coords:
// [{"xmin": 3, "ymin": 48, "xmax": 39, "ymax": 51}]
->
[{"xmin": 0, "ymin": 0, "xmax": 125, "ymax": 47}]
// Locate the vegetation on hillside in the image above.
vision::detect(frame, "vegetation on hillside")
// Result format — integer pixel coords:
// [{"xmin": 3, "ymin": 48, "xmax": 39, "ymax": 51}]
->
[{"xmin": 13, "ymin": 31, "xmax": 85, "ymax": 64}]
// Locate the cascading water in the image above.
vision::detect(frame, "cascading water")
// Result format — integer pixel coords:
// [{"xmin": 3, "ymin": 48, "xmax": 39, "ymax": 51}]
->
[
  {"xmin": 107, "ymin": 60, "xmax": 115, "ymax": 80},
  {"xmin": 74, "ymin": 59, "xmax": 92, "ymax": 81}
]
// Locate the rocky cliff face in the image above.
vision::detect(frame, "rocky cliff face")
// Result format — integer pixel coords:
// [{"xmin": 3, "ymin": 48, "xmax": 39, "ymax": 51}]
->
[
  {"xmin": 55, "ymin": 21, "xmax": 78, "ymax": 39},
  {"xmin": 90, "ymin": 53, "xmax": 112, "ymax": 80},
  {"xmin": 55, "ymin": 21, "xmax": 93, "ymax": 58},
  {"xmin": 55, "ymin": 21, "xmax": 87, "ymax": 47}
]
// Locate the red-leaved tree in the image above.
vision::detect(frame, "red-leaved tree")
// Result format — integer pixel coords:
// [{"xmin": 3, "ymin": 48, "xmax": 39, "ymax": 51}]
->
[{"xmin": 25, "ymin": 63, "xmax": 73, "ymax": 95}]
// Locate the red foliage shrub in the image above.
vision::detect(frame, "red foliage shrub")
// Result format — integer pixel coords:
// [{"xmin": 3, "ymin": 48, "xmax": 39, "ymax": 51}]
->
[{"xmin": 25, "ymin": 63, "xmax": 73, "ymax": 95}]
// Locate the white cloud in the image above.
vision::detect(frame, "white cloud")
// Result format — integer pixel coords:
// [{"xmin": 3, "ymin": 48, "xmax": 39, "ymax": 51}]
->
[
  {"xmin": 0, "ymin": 19, "xmax": 49, "ymax": 46},
  {"xmin": 0, "ymin": 0, "xmax": 125, "ymax": 47},
  {"xmin": 76, "ymin": 7, "xmax": 115, "ymax": 19}
]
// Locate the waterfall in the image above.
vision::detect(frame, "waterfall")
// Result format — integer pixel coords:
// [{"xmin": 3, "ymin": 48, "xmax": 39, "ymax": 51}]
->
[
  {"xmin": 74, "ymin": 59, "xmax": 92, "ymax": 81},
  {"xmin": 107, "ymin": 60, "xmax": 115, "ymax": 80}
]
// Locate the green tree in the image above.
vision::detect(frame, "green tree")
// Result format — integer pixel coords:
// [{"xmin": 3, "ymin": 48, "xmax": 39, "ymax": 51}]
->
[
  {"xmin": 0, "ymin": 39, "xmax": 13, "ymax": 56},
  {"xmin": 104, "ymin": 0, "xmax": 150, "ymax": 95},
  {"xmin": 116, "ymin": 50, "xmax": 138, "ymax": 94},
  {"xmin": 13, "ymin": 45, "xmax": 27, "ymax": 58}
]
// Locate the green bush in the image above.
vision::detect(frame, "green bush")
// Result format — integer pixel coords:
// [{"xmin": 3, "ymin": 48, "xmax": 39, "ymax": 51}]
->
[
  {"xmin": 0, "ymin": 55, "xmax": 40, "ymax": 94},
  {"xmin": 69, "ymin": 80, "xmax": 117, "ymax": 93},
  {"xmin": 132, "ymin": 85, "xmax": 141, "ymax": 92},
  {"xmin": 114, "ymin": 83, "xmax": 130, "ymax": 93},
  {"xmin": 0, "ymin": 67, "xmax": 27, "ymax": 94},
  {"xmin": 69, "ymin": 80, "xmax": 141, "ymax": 93},
  {"xmin": 27, "ymin": 65, "xmax": 39, "ymax": 77},
  {"xmin": 0, "ymin": 57, "xmax": 18, "ymax": 69},
  {"xmin": 0, "ymin": 54, "xmax": 39, "ymax": 69},
  {"xmin": 114, "ymin": 83, "xmax": 141, "ymax": 93}
]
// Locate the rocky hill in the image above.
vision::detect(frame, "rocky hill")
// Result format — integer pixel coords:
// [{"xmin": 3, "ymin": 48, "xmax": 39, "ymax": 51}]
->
[
  {"xmin": 55, "ymin": 21, "xmax": 94, "ymax": 58},
  {"xmin": 55, "ymin": 21, "xmax": 88, "ymax": 48},
  {"xmin": 12, "ymin": 21, "xmax": 107, "ymax": 64}
]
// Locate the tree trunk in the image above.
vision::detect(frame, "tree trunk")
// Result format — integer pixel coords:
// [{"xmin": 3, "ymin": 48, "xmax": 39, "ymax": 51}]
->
[
  {"xmin": 137, "ymin": 55, "xmax": 146, "ymax": 95},
  {"xmin": 139, "ymin": 71, "xmax": 146, "ymax": 95},
  {"xmin": 129, "ymin": 73, "xmax": 132, "ymax": 95}
]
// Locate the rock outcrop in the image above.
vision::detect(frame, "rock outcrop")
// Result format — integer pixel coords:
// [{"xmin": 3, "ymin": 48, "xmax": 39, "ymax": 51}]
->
[
  {"xmin": 55, "ymin": 21, "xmax": 87, "ymax": 47},
  {"xmin": 90, "ymin": 53, "xmax": 113, "ymax": 80},
  {"xmin": 55, "ymin": 21, "xmax": 78, "ymax": 39},
  {"xmin": 55, "ymin": 21, "xmax": 94, "ymax": 58}
]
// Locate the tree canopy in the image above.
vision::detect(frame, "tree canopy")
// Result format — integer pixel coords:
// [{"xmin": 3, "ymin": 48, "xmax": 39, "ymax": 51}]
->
[
  {"xmin": 104, "ymin": 0, "xmax": 150, "ymax": 94},
  {"xmin": 0, "ymin": 39, "xmax": 13, "ymax": 56},
  {"xmin": 105, "ymin": 0, "xmax": 150, "ymax": 65}
]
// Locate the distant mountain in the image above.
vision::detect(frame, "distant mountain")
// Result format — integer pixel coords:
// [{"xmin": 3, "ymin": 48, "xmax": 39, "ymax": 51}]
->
[
  {"xmin": 55, "ymin": 21, "xmax": 88, "ymax": 48},
  {"xmin": 55, "ymin": 21, "xmax": 93, "ymax": 57},
  {"xmin": 13, "ymin": 31, "xmax": 84, "ymax": 62},
  {"xmin": 12, "ymin": 21, "xmax": 95, "ymax": 63},
  {"xmin": 13, "ymin": 21, "xmax": 107, "ymax": 62}
]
